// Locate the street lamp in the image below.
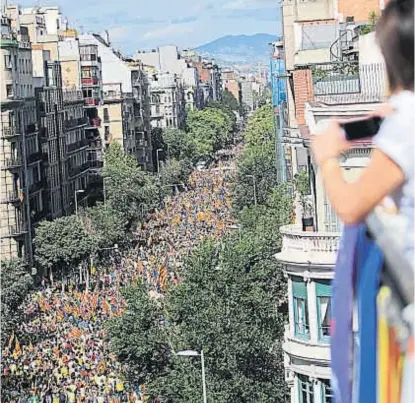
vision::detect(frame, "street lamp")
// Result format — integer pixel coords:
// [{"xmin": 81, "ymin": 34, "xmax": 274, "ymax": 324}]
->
[
  {"xmin": 156, "ymin": 148, "xmax": 163, "ymax": 175},
  {"xmin": 103, "ymin": 177, "xmax": 109, "ymax": 205},
  {"xmin": 246, "ymin": 174, "xmax": 257, "ymax": 205},
  {"xmin": 176, "ymin": 350, "xmax": 207, "ymax": 403},
  {"xmin": 75, "ymin": 190, "xmax": 85, "ymax": 216}
]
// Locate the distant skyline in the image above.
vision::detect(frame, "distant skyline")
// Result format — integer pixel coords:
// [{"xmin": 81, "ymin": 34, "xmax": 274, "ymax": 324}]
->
[{"xmin": 14, "ymin": 0, "xmax": 281, "ymax": 54}]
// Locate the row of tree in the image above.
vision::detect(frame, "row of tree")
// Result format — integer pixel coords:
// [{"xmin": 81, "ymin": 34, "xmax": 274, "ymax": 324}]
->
[
  {"xmin": 0, "ymin": 97, "xmax": 240, "ymax": 346},
  {"xmin": 107, "ymin": 101, "xmax": 294, "ymax": 401}
]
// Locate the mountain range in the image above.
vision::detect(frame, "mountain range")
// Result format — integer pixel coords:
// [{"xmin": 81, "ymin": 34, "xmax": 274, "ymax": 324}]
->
[{"xmin": 195, "ymin": 33, "xmax": 279, "ymax": 67}]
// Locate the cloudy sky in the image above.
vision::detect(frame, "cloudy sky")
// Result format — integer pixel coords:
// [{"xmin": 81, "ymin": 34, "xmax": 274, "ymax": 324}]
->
[{"xmin": 17, "ymin": 0, "xmax": 281, "ymax": 54}]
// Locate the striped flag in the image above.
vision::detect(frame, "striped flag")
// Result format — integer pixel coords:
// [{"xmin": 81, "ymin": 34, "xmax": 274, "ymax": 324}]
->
[
  {"xmin": 57, "ymin": 310, "xmax": 64, "ymax": 321},
  {"xmin": 69, "ymin": 327, "xmax": 82, "ymax": 339},
  {"xmin": 13, "ymin": 337, "xmax": 21, "ymax": 359},
  {"xmin": 159, "ymin": 265, "xmax": 167, "ymax": 291}
]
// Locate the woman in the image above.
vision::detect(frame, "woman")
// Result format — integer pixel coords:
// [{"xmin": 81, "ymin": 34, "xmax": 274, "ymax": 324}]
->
[{"xmin": 312, "ymin": 0, "xmax": 414, "ymax": 265}]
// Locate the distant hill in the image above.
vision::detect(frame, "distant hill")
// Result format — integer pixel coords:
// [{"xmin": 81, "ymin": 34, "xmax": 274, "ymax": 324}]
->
[{"xmin": 195, "ymin": 34, "xmax": 279, "ymax": 67}]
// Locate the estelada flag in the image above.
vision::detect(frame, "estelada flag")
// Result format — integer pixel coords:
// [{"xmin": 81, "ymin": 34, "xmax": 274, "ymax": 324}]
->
[
  {"xmin": 70, "ymin": 327, "xmax": 82, "ymax": 339},
  {"xmin": 27, "ymin": 341, "xmax": 34, "ymax": 352},
  {"xmin": 13, "ymin": 337, "xmax": 21, "ymax": 359},
  {"xmin": 57, "ymin": 310, "xmax": 64, "ymax": 321}
]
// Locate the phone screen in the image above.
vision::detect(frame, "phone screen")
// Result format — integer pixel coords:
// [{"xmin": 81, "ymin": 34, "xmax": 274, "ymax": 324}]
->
[{"xmin": 342, "ymin": 117, "xmax": 383, "ymax": 141}]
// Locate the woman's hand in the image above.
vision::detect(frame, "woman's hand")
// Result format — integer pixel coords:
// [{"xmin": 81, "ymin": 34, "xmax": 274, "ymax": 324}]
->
[{"xmin": 311, "ymin": 120, "xmax": 351, "ymax": 166}]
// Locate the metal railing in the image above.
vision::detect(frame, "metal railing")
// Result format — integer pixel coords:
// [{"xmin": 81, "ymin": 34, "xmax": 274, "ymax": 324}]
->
[
  {"xmin": 64, "ymin": 117, "xmax": 88, "ymax": 129},
  {"xmin": 0, "ymin": 223, "xmax": 28, "ymax": 238},
  {"xmin": 63, "ymin": 90, "xmax": 84, "ymax": 103},
  {"xmin": 1, "ymin": 156, "xmax": 22, "ymax": 169},
  {"xmin": 0, "ymin": 125, "xmax": 20, "ymax": 138},
  {"xmin": 296, "ymin": 62, "xmax": 386, "ymax": 104},
  {"xmin": 0, "ymin": 190, "xmax": 20, "ymax": 204}
]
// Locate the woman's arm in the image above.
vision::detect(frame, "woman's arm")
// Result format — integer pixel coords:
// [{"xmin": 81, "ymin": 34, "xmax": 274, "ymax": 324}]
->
[{"xmin": 312, "ymin": 120, "xmax": 404, "ymax": 224}]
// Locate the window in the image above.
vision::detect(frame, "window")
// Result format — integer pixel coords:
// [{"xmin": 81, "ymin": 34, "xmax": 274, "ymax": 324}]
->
[
  {"xmin": 321, "ymin": 380, "xmax": 332, "ymax": 403},
  {"xmin": 292, "ymin": 277, "xmax": 310, "ymax": 339},
  {"xmin": 316, "ymin": 280, "xmax": 331, "ymax": 343},
  {"xmin": 4, "ymin": 54, "xmax": 12, "ymax": 69},
  {"xmin": 6, "ymin": 84, "xmax": 14, "ymax": 99},
  {"xmin": 298, "ymin": 375, "xmax": 314, "ymax": 403},
  {"xmin": 103, "ymin": 108, "xmax": 109, "ymax": 123}
]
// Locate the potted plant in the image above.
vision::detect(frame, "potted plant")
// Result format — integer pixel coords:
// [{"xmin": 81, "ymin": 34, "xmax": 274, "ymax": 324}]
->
[{"xmin": 294, "ymin": 170, "xmax": 314, "ymax": 232}]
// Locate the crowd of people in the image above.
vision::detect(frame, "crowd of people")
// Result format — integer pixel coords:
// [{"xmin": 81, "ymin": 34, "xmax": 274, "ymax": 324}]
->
[{"xmin": 1, "ymin": 158, "xmax": 236, "ymax": 402}]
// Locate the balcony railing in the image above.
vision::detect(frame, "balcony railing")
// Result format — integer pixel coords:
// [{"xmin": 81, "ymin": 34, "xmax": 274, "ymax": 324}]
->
[
  {"xmin": 81, "ymin": 77, "xmax": 99, "ymax": 86},
  {"xmin": 84, "ymin": 98, "xmax": 100, "ymax": 106},
  {"xmin": 64, "ymin": 117, "xmax": 88, "ymax": 130},
  {"xmin": 69, "ymin": 162, "xmax": 90, "ymax": 178},
  {"xmin": 29, "ymin": 180, "xmax": 44, "ymax": 194},
  {"xmin": 26, "ymin": 122, "xmax": 38, "ymax": 134},
  {"xmin": 1, "ymin": 125, "xmax": 20, "ymax": 138},
  {"xmin": 296, "ymin": 62, "xmax": 386, "ymax": 104},
  {"xmin": 1, "ymin": 156, "xmax": 22, "ymax": 169},
  {"xmin": 276, "ymin": 224, "xmax": 340, "ymax": 266},
  {"xmin": 1, "ymin": 223, "xmax": 28, "ymax": 238},
  {"xmin": 88, "ymin": 117, "xmax": 101, "ymax": 128},
  {"xmin": 0, "ymin": 190, "xmax": 20, "ymax": 204},
  {"xmin": 63, "ymin": 90, "xmax": 84, "ymax": 103}
]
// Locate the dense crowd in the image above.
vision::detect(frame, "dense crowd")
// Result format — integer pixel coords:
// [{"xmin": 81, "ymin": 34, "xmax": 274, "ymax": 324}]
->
[{"xmin": 1, "ymin": 159, "xmax": 235, "ymax": 402}]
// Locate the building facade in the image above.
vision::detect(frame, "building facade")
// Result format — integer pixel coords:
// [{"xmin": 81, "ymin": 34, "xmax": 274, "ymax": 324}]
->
[
  {"xmin": 81, "ymin": 34, "xmax": 152, "ymax": 170},
  {"xmin": 1, "ymin": 14, "xmax": 41, "ymax": 262},
  {"xmin": 276, "ymin": 0, "xmax": 387, "ymax": 401}
]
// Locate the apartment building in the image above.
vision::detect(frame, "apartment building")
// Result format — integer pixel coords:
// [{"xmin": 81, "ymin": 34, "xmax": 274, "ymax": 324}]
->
[
  {"xmin": 1, "ymin": 14, "xmax": 43, "ymax": 262},
  {"xmin": 81, "ymin": 33, "xmax": 153, "ymax": 170},
  {"xmin": 240, "ymin": 78, "xmax": 255, "ymax": 112},
  {"xmin": 147, "ymin": 71, "xmax": 185, "ymax": 130},
  {"xmin": 192, "ymin": 58, "xmax": 222, "ymax": 105},
  {"xmin": 275, "ymin": 1, "xmax": 386, "ymax": 402},
  {"xmin": 222, "ymin": 70, "xmax": 241, "ymax": 103}
]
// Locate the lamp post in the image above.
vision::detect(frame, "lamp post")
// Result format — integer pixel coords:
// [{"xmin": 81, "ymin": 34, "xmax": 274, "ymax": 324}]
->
[
  {"xmin": 246, "ymin": 174, "xmax": 257, "ymax": 205},
  {"xmin": 75, "ymin": 190, "xmax": 85, "ymax": 216},
  {"xmin": 156, "ymin": 149, "xmax": 162, "ymax": 175},
  {"xmin": 176, "ymin": 350, "xmax": 207, "ymax": 403},
  {"xmin": 103, "ymin": 177, "xmax": 109, "ymax": 205}
]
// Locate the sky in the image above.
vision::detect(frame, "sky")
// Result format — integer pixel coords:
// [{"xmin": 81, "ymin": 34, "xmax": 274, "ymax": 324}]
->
[{"xmin": 16, "ymin": 0, "xmax": 281, "ymax": 54}]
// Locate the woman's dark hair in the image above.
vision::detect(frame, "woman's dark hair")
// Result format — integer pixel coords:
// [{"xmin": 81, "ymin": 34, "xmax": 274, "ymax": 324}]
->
[{"xmin": 376, "ymin": 0, "xmax": 414, "ymax": 91}]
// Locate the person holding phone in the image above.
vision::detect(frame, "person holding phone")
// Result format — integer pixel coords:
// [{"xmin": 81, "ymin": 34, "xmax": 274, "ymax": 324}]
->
[{"xmin": 311, "ymin": 0, "xmax": 414, "ymax": 264}]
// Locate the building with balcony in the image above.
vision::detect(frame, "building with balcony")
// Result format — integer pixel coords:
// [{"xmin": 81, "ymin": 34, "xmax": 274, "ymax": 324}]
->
[
  {"xmin": 276, "ymin": 1, "xmax": 388, "ymax": 401},
  {"xmin": 80, "ymin": 33, "xmax": 153, "ymax": 171},
  {"xmin": 135, "ymin": 45, "xmax": 203, "ymax": 111},
  {"xmin": 147, "ymin": 71, "xmax": 185, "ymax": 130},
  {"xmin": 1, "ymin": 14, "xmax": 44, "ymax": 263}
]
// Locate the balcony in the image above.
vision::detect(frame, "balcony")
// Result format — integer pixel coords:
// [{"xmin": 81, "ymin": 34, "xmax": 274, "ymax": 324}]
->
[
  {"xmin": 67, "ymin": 138, "xmax": 89, "ymax": 153},
  {"xmin": 63, "ymin": 90, "xmax": 84, "ymax": 103},
  {"xmin": 0, "ymin": 223, "xmax": 28, "ymax": 238},
  {"xmin": 27, "ymin": 151, "xmax": 42, "ymax": 164},
  {"xmin": 81, "ymin": 77, "xmax": 99, "ymax": 86},
  {"xmin": 87, "ymin": 117, "xmax": 101, "ymax": 128},
  {"xmin": 275, "ymin": 225, "xmax": 340, "ymax": 267},
  {"xmin": 64, "ymin": 117, "xmax": 88, "ymax": 130},
  {"xmin": 0, "ymin": 33, "xmax": 18, "ymax": 49},
  {"xmin": 1, "ymin": 125, "xmax": 20, "ymax": 138},
  {"xmin": 29, "ymin": 180, "xmax": 44, "ymax": 194},
  {"xmin": 0, "ymin": 190, "xmax": 20, "ymax": 204},
  {"xmin": 84, "ymin": 98, "xmax": 100, "ymax": 107},
  {"xmin": 26, "ymin": 122, "xmax": 39, "ymax": 135},
  {"xmin": 69, "ymin": 161, "xmax": 90, "ymax": 178},
  {"xmin": 295, "ymin": 62, "xmax": 386, "ymax": 104},
  {"xmin": 1, "ymin": 156, "xmax": 22, "ymax": 170}
]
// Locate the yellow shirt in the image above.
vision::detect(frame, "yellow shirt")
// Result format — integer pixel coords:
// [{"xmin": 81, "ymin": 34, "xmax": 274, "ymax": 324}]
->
[{"xmin": 116, "ymin": 380, "xmax": 124, "ymax": 392}]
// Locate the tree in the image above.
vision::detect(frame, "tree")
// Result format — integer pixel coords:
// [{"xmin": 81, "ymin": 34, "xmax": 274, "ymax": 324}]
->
[
  {"xmin": 104, "ymin": 143, "xmax": 160, "ymax": 224},
  {"xmin": 148, "ymin": 235, "xmax": 288, "ymax": 402},
  {"xmin": 232, "ymin": 141, "xmax": 279, "ymax": 211},
  {"xmin": 221, "ymin": 89, "xmax": 240, "ymax": 112},
  {"xmin": 0, "ymin": 259, "xmax": 33, "ymax": 347},
  {"xmin": 151, "ymin": 127, "xmax": 167, "ymax": 171},
  {"xmin": 243, "ymin": 104, "xmax": 274, "ymax": 147},
  {"xmin": 159, "ymin": 158, "xmax": 192, "ymax": 194},
  {"xmin": 163, "ymin": 128, "xmax": 196, "ymax": 162},
  {"xmin": 81, "ymin": 203, "xmax": 127, "ymax": 250},
  {"xmin": 106, "ymin": 282, "xmax": 171, "ymax": 386},
  {"xmin": 33, "ymin": 216, "xmax": 95, "ymax": 276},
  {"xmin": 186, "ymin": 108, "xmax": 233, "ymax": 158}
]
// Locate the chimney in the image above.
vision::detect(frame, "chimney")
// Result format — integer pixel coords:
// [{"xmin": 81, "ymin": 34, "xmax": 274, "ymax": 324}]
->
[{"xmin": 105, "ymin": 29, "xmax": 111, "ymax": 47}]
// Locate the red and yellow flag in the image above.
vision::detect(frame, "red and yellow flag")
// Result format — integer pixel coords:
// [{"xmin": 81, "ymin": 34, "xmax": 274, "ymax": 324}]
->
[
  {"xmin": 69, "ymin": 327, "xmax": 82, "ymax": 339},
  {"xmin": 13, "ymin": 337, "xmax": 21, "ymax": 359},
  {"xmin": 7, "ymin": 331, "xmax": 14, "ymax": 350}
]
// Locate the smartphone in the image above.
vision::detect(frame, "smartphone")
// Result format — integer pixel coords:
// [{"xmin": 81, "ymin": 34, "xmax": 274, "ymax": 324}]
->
[{"xmin": 341, "ymin": 116, "xmax": 383, "ymax": 141}]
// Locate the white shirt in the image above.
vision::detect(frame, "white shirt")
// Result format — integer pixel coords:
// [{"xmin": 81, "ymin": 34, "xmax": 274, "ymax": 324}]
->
[{"xmin": 374, "ymin": 90, "xmax": 415, "ymax": 267}]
